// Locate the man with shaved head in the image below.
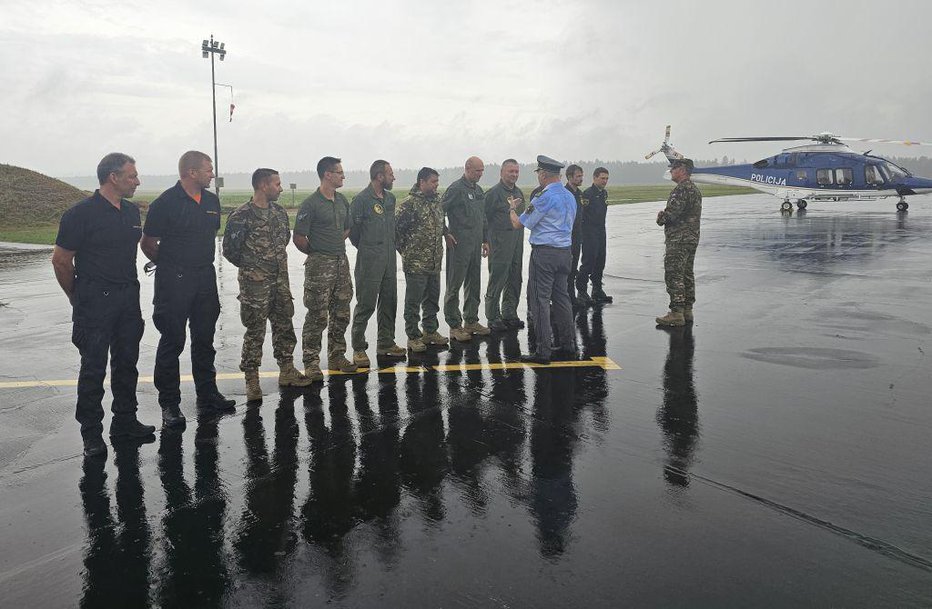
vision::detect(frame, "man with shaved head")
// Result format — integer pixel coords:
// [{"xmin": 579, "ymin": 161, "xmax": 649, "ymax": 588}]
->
[{"xmin": 442, "ymin": 156, "xmax": 491, "ymax": 342}]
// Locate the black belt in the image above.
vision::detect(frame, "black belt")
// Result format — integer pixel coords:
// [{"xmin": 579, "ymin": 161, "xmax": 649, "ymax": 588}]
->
[{"xmin": 531, "ymin": 244, "xmax": 570, "ymax": 250}]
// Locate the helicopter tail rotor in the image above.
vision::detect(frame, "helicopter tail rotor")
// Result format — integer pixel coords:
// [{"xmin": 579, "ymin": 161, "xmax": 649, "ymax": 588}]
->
[{"xmin": 645, "ymin": 125, "xmax": 685, "ymax": 162}]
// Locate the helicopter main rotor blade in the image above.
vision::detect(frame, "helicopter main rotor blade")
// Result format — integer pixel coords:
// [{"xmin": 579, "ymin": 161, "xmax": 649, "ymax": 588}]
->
[
  {"xmin": 709, "ymin": 136, "xmax": 812, "ymax": 144},
  {"xmin": 838, "ymin": 137, "xmax": 932, "ymax": 147}
]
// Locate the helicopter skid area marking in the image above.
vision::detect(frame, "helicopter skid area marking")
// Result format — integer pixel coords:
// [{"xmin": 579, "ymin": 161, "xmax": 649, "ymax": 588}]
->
[
  {"xmin": 690, "ymin": 173, "xmax": 926, "ymax": 202},
  {"xmin": 0, "ymin": 357, "xmax": 622, "ymax": 390}
]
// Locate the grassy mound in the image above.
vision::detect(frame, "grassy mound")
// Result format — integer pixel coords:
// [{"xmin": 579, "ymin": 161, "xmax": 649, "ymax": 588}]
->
[{"xmin": 0, "ymin": 164, "xmax": 89, "ymax": 228}]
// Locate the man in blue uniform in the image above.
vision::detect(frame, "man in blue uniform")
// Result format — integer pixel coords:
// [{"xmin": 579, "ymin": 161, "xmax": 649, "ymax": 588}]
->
[
  {"xmin": 141, "ymin": 151, "xmax": 236, "ymax": 429},
  {"xmin": 52, "ymin": 153, "xmax": 156, "ymax": 457},
  {"xmin": 507, "ymin": 156, "xmax": 577, "ymax": 364}
]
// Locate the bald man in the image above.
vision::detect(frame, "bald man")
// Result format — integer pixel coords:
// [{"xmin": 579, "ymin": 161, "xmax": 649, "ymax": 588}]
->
[{"xmin": 443, "ymin": 156, "xmax": 491, "ymax": 342}]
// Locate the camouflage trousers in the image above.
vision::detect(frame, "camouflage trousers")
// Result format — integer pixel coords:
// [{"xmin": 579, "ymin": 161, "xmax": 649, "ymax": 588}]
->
[
  {"xmin": 663, "ymin": 238, "xmax": 698, "ymax": 309},
  {"xmin": 302, "ymin": 252, "xmax": 353, "ymax": 366},
  {"xmin": 238, "ymin": 269, "xmax": 297, "ymax": 371}
]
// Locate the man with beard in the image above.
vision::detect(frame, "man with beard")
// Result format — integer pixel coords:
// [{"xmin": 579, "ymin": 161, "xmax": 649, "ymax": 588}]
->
[
  {"xmin": 484, "ymin": 159, "xmax": 527, "ymax": 332},
  {"xmin": 349, "ymin": 160, "xmax": 406, "ymax": 367}
]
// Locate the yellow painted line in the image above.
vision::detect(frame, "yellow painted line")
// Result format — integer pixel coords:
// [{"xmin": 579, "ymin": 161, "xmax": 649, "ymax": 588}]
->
[{"xmin": 0, "ymin": 357, "xmax": 621, "ymax": 390}]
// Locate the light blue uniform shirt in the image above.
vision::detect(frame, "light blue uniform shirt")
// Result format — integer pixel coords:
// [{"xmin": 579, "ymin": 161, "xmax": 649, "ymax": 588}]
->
[{"xmin": 519, "ymin": 181, "xmax": 576, "ymax": 247}]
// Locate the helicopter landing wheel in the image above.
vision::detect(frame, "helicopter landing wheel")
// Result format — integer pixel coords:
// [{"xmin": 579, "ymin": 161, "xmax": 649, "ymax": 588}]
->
[
  {"xmin": 781, "ymin": 201, "xmax": 793, "ymax": 212},
  {"xmin": 797, "ymin": 200, "xmax": 808, "ymax": 210},
  {"xmin": 896, "ymin": 201, "xmax": 909, "ymax": 211}
]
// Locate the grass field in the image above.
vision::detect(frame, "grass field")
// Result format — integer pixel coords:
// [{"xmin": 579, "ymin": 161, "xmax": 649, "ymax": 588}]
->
[{"xmin": 0, "ymin": 183, "xmax": 755, "ymax": 245}]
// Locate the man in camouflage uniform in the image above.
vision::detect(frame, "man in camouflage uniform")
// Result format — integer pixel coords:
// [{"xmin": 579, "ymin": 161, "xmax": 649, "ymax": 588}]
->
[
  {"xmin": 349, "ymin": 160, "xmax": 406, "ymax": 367},
  {"xmin": 656, "ymin": 158, "xmax": 702, "ymax": 327},
  {"xmin": 443, "ymin": 156, "xmax": 491, "ymax": 343},
  {"xmin": 293, "ymin": 156, "xmax": 359, "ymax": 378},
  {"xmin": 484, "ymin": 159, "xmax": 526, "ymax": 332},
  {"xmin": 222, "ymin": 168, "xmax": 311, "ymax": 401},
  {"xmin": 395, "ymin": 167, "xmax": 451, "ymax": 352}
]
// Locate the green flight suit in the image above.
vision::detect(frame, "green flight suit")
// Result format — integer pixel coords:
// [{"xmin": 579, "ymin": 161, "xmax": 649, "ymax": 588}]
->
[
  {"xmin": 442, "ymin": 176, "xmax": 487, "ymax": 328},
  {"xmin": 484, "ymin": 181, "xmax": 526, "ymax": 323},
  {"xmin": 349, "ymin": 184, "xmax": 397, "ymax": 351}
]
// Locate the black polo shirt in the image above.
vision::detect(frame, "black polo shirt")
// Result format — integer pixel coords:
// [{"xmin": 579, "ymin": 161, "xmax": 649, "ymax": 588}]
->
[
  {"xmin": 143, "ymin": 181, "xmax": 222, "ymax": 268},
  {"xmin": 55, "ymin": 190, "xmax": 142, "ymax": 285},
  {"xmin": 580, "ymin": 185, "xmax": 608, "ymax": 233}
]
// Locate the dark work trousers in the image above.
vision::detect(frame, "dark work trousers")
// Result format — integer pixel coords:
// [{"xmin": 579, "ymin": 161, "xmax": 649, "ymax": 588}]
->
[
  {"xmin": 527, "ymin": 245, "xmax": 574, "ymax": 358},
  {"xmin": 577, "ymin": 229, "xmax": 607, "ymax": 292},
  {"xmin": 152, "ymin": 264, "xmax": 221, "ymax": 408},
  {"xmin": 568, "ymin": 238, "xmax": 581, "ymax": 307},
  {"xmin": 71, "ymin": 280, "xmax": 144, "ymax": 439}
]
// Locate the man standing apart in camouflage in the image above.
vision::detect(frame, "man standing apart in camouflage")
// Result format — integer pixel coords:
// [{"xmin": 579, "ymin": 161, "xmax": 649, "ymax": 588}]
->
[
  {"xmin": 443, "ymin": 156, "xmax": 491, "ymax": 342},
  {"xmin": 349, "ymin": 160, "xmax": 406, "ymax": 367},
  {"xmin": 395, "ymin": 167, "xmax": 451, "ymax": 352},
  {"xmin": 564, "ymin": 164, "xmax": 585, "ymax": 310},
  {"xmin": 656, "ymin": 158, "xmax": 702, "ymax": 327},
  {"xmin": 484, "ymin": 159, "xmax": 526, "ymax": 332},
  {"xmin": 576, "ymin": 167, "xmax": 613, "ymax": 305},
  {"xmin": 222, "ymin": 168, "xmax": 311, "ymax": 401},
  {"xmin": 293, "ymin": 157, "xmax": 359, "ymax": 378}
]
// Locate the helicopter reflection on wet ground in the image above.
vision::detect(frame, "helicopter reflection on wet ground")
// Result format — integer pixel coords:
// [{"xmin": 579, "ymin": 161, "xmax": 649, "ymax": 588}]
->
[{"xmin": 1, "ymin": 196, "xmax": 931, "ymax": 607}]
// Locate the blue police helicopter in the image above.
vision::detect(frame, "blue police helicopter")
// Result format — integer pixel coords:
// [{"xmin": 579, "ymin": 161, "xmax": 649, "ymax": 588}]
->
[{"xmin": 646, "ymin": 126, "xmax": 932, "ymax": 211}]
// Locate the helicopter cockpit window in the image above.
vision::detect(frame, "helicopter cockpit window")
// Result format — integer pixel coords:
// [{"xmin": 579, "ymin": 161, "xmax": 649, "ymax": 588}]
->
[
  {"xmin": 865, "ymin": 165, "xmax": 884, "ymax": 185},
  {"xmin": 883, "ymin": 162, "xmax": 907, "ymax": 180},
  {"xmin": 817, "ymin": 169, "xmax": 834, "ymax": 186},
  {"xmin": 753, "ymin": 159, "xmax": 769, "ymax": 169},
  {"xmin": 835, "ymin": 168, "xmax": 853, "ymax": 186}
]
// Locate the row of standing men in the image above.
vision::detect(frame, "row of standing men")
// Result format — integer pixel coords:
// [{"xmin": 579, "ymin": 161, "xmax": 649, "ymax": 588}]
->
[
  {"xmin": 52, "ymin": 152, "xmax": 614, "ymax": 458},
  {"xmin": 55, "ymin": 150, "xmax": 702, "ymax": 460}
]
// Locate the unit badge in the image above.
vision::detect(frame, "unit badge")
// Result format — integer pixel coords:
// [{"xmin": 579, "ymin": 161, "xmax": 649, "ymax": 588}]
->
[
  {"xmin": 373, "ymin": 203, "xmax": 384, "ymax": 215},
  {"xmin": 581, "ymin": 198, "xmax": 590, "ymax": 207}
]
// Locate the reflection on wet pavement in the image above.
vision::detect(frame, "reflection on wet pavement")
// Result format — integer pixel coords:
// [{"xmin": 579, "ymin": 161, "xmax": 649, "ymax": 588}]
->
[{"xmin": 3, "ymin": 197, "xmax": 932, "ymax": 606}]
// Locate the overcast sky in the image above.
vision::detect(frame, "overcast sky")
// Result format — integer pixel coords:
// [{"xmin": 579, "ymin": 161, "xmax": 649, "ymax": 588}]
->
[{"xmin": 4, "ymin": 0, "xmax": 932, "ymax": 177}]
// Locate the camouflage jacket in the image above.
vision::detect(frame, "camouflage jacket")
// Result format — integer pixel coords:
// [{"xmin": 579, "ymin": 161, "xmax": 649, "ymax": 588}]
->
[
  {"xmin": 660, "ymin": 179, "xmax": 702, "ymax": 242},
  {"xmin": 222, "ymin": 199, "xmax": 290, "ymax": 279},
  {"xmin": 395, "ymin": 188, "xmax": 445, "ymax": 274}
]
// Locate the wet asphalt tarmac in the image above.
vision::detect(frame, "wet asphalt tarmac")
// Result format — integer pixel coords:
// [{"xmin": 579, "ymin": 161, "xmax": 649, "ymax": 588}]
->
[{"xmin": 1, "ymin": 195, "xmax": 931, "ymax": 607}]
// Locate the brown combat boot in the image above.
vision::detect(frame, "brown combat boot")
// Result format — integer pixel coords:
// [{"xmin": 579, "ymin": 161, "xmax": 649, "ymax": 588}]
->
[
  {"xmin": 655, "ymin": 308, "xmax": 686, "ymax": 327},
  {"xmin": 304, "ymin": 362, "xmax": 324, "ymax": 382},
  {"xmin": 450, "ymin": 326, "xmax": 472, "ymax": 342},
  {"xmin": 464, "ymin": 322, "xmax": 491, "ymax": 336},
  {"xmin": 245, "ymin": 369, "xmax": 262, "ymax": 402},
  {"xmin": 422, "ymin": 331, "xmax": 449, "ymax": 346},
  {"xmin": 328, "ymin": 354, "xmax": 360, "ymax": 374},
  {"xmin": 279, "ymin": 363, "xmax": 312, "ymax": 387},
  {"xmin": 377, "ymin": 343, "xmax": 406, "ymax": 357},
  {"xmin": 353, "ymin": 350, "xmax": 371, "ymax": 368},
  {"xmin": 408, "ymin": 337, "xmax": 427, "ymax": 352},
  {"xmin": 684, "ymin": 306, "xmax": 694, "ymax": 322}
]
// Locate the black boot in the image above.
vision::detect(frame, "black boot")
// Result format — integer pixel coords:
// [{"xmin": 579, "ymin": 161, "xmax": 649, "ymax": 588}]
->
[
  {"xmin": 109, "ymin": 416, "xmax": 156, "ymax": 439},
  {"xmin": 576, "ymin": 288, "xmax": 593, "ymax": 307},
  {"xmin": 161, "ymin": 405, "xmax": 187, "ymax": 428},
  {"xmin": 196, "ymin": 391, "xmax": 236, "ymax": 412},
  {"xmin": 82, "ymin": 434, "xmax": 108, "ymax": 458},
  {"xmin": 591, "ymin": 288, "xmax": 613, "ymax": 304}
]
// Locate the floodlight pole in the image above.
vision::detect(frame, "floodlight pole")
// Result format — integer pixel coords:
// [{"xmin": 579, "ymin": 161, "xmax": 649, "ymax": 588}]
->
[{"xmin": 202, "ymin": 35, "xmax": 227, "ymax": 198}]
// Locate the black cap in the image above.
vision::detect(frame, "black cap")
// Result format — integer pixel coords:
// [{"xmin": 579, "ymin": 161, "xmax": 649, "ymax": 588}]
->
[
  {"xmin": 670, "ymin": 157, "xmax": 694, "ymax": 171},
  {"xmin": 535, "ymin": 155, "xmax": 565, "ymax": 173}
]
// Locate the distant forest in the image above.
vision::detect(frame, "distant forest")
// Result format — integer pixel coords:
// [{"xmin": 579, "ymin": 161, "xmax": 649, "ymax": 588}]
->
[{"xmin": 59, "ymin": 156, "xmax": 932, "ymax": 191}]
